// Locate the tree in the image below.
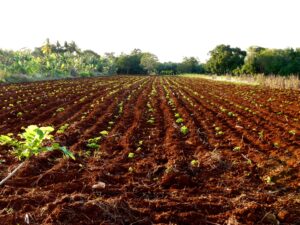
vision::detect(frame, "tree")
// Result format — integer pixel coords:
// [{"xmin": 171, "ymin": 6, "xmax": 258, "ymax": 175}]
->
[
  {"xmin": 241, "ymin": 47, "xmax": 300, "ymax": 76},
  {"xmin": 157, "ymin": 62, "xmax": 178, "ymax": 75},
  {"xmin": 177, "ymin": 57, "xmax": 204, "ymax": 74},
  {"xmin": 140, "ymin": 53, "xmax": 158, "ymax": 74},
  {"xmin": 115, "ymin": 50, "xmax": 146, "ymax": 75},
  {"xmin": 206, "ymin": 44, "xmax": 246, "ymax": 74}
]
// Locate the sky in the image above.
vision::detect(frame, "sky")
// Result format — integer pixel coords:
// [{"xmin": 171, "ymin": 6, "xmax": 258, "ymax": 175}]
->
[{"xmin": 0, "ymin": 0, "xmax": 299, "ymax": 62}]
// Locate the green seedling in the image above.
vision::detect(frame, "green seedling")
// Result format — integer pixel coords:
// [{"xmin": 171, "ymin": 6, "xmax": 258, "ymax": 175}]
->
[
  {"xmin": 87, "ymin": 137, "xmax": 101, "ymax": 149},
  {"xmin": 288, "ymin": 130, "xmax": 296, "ymax": 135},
  {"xmin": 265, "ymin": 176, "xmax": 274, "ymax": 184},
  {"xmin": 273, "ymin": 142, "xmax": 280, "ymax": 148},
  {"xmin": 17, "ymin": 112, "xmax": 23, "ymax": 117},
  {"xmin": 0, "ymin": 125, "xmax": 75, "ymax": 186},
  {"xmin": 56, "ymin": 107, "xmax": 65, "ymax": 112},
  {"xmin": 180, "ymin": 126, "xmax": 189, "ymax": 135},
  {"xmin": 56, "ymin": 123, "xmax": 69, "ymax": 134},
  {"xmin": 216, "ymin": 131, "xmax": 224, "ymax": 136},
  {"xmin": 175, "ymin": 113, "xmax": 180, "ymax": 118},
  {"xmin": 233, "ymin": 146, "xmax": 241, "ymax": 151},
  {"xmin": 86, "ymin": 143, "xmax": 99, "ymax": 149},
  {"xmin": 147, "ymin": 118, "xmax": 155, "ymax": 124},
  {"xmin": 227, "ymin": 112, "xmax": 234, "ymax": 117},
  {"xmin": 100, "ymin": 130, "xmax": 109, "ymax": 136},
  {"xmin": 215, "ymin": 127, "xmax": 221, "ymax": 131},
  {"xmin": 108, "ymin": 121, "xmax": 114, "ymax": 125},
  {"xmin": 190, "ymin": 159, "xmax": 199, "ymax": 167},
  {"xmin": 128, "ymin": 152, "xmax": 135, "ymax": 158},
  {"xmin": 176, "ymin": 118, "xmax": 184, "ymax": 124},
  {"xmin": 128, "ymin": 166, "xmax": 134, "ymax": 173},
  {"xmin": 258, "ymin": 130, "xmax": 264, "ymax": 140}
]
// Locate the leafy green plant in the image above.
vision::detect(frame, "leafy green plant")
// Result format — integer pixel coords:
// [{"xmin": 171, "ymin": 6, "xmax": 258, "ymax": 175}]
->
[
  {"xmin": 56, "ymin": 107, "xmax": 65, "ymax": 112},
  {"xmin": 233, "ymin": 146, "xmax": 241, "ymax": 151},
  {"xmin": 87, "ymin": 137, "xmax": 101, "ymax": 149},
  {"xmin": 17, "ymin": 112, "xmax": 23, "ymax": 117},
  {"xmin": 56, "ymin": 123, "xmax": 69, "ymax": 134},
  {"xmin": 227, "ymin": 111, "xmax": 234, "ymax": 117},
  {"xmin": 216, "ymin": 131, "xmax": 224, "ymax": 136},
  {"xmin": 99, "ymin": 130, "xmax": 109, "ymax": 136},
  {"xmin": 180, "ymin": 126, "xmax": 189, "ymax": 135},
  {"xmin": 215, "ymin": 127, "xmax": 221, "ymax": 131},
  {"xmin": 176, "ymin": 118, "xmax": 184, "ymax": 123},
  {"xmin": 147, "ymin": 118, "xmax": 155, "ymax": 124},
  {"xmin": 273, "ymin": 142, "xmax": 280, "ymax": 148},
  {"xmin": 128, "ymin": 152, "xmax": 135, "ymax": 158},
  {"xmin": 288, "ymin": 130, "xmax": 296, "ymax": 135},
  {"xmin": 190, "ymin": 159, "xmax": 199, "ymax": 167},
  {"xmin": 128, "ymin": 166, "xmax": 134, "ymax": 173},
  {"xmin": 0, "ymin": 125, "xmax": 75, "ymax": 186},
  {"xmin": 258, "ymin": 130, "xmax": 264, "ymax": 140}
]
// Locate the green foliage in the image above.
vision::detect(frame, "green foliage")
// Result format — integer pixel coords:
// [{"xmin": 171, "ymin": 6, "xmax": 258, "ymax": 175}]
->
[
  {"xmin": 56, "ymin": 124, "xmax": 69, "ymax": 134},
  {"xmin": 0, "ymin": 39, "xmax": 117, "ymax": 82},
  {"xmin": 0, "ymin": 125, "xmax": 75, "ymax": 160},
  {"xmin": 176, "ymin": 118, "xmax": 184, "ymax": 123},
  {"xmin": 190, "ymin": 159, "xmax": 199, "ymax": 167},
  {"xmin": 206, "ymin": 44, "xmax": 246, "ymax": 75},
  {"xmin": 115, "ymin": 49, "xmax": 146, "ymax": 75},
  {"xmin": 177, "ymin": 57, "xmax": 204, "ymax": 74},
  {"xmin": 140, "ymin": 52, "xmax": 159, "ymax": 75},
  {"xmin": 156, "ymin": 62, "xmax": 178, "ymax": 75},
  {"xmin": 128, "ymin": 152, "xmax": 135, "ymax": 158},
  {"xmin": 99, "ymin": 130, "xmax": 109, "ymax": 136},
  {"xmin": 17, "ymin": 112, "xmax": 23, "ymax": 117},
  {"xmin": 56, "ymin": 107, "xmax": 65, "ymax": 112},
  {"xmin": 241, "ymin": 47, "xmax": 300, "ymax": 75},
  {"xmin": 147, "ymin": 118, "xmax": 155, "ymax": 124},
  {"xmin": 1, "ymin": 40, "xmax": 300, "ymax": 81},
  {"xmin": 233, "ymin": 146, "xmax": 241, "ymax": 151},
  {"xmin": 180, "ymin": 126, "xmax": 189, "ymax": 135},
  {"xmin": 87, "ymin": 137, "xmax": 101, "ymax": 149}
]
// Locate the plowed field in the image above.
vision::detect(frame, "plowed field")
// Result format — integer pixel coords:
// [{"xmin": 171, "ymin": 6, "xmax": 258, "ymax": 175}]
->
[{"xmin": 0, "ymin": 76, "xmax": 299, "ymax": 224}]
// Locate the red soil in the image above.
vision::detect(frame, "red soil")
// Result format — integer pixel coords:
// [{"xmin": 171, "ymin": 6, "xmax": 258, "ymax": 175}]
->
[{"xmin": 0, "ymin": 76, "xmax": 299, "ymax": 225}]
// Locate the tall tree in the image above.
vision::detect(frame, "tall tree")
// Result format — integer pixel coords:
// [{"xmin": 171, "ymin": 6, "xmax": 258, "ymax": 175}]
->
[
  {"xmin": 140, "ymin": 52, "xmax": 158, "ymax": 74},
  {"xmin": 206, "ymin": 44, "xmax": 246, "ymax": 74},
  {"xmin": 177, "ymin": 57, "xmax": 204, "ymax": 73}
]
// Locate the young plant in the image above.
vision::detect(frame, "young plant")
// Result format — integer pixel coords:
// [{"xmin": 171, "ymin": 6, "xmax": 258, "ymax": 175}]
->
[
  {"xmin": 233, "ymin": 146, "xmax": 241, "ymax": 151},
  {"xmin": 288, "ymin": 130, "xmax": 296, "ymax": 135},
  {"xmin": 99, "ymin": 130, "xmax": 109, "ymax": 136},
  {"xmin": 17, "ymin": 112, "xmax": 23, "ymax": 117},
  {"xmin": 180, "ymin": 126, "xmax": 189, "ymax": 135},
  {"xmin": 128, "ymin": 152, "xmax": 135, "ymax": 158},
  {"xmin": 176, "ymin": 118, "xmax": 184, "ymax": 124},
  {"xmin": 56, "ymin": 123, "xmax": 69, "ymax": 134},
  {"xmin": 147, "ymin": 118, "xmax": 155, "ymax": 124},
  {"xmin": 190, "ymin": 159, "xmax": 199, "ymax": 167},
  {"xmin": 87, "ymin": 137, "xmax": 101, "ymax": 149},
  {"xmin": 56, "ymin": 107, "xmax": 65, "ymax": 112},
  {"xmin": 0, "ymin": 125, "xmax": 75, "ymax": 186},
  {"xmin": 174, "ymin": 113, "xmax": 180, "ymax": 118}
]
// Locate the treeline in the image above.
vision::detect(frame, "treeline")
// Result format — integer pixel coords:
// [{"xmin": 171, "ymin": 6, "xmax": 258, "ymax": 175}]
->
[
  {"xmin": 0, "ymin": 40, "xmax": 299, "ymax": 82},
  {"xmin": 206, "ymin": 45, "xmax": 300, "ymax": 76}
]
